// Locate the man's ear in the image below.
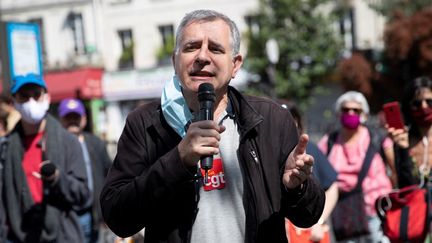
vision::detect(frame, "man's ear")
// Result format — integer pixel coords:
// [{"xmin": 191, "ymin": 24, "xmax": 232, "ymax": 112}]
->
[
  {"xmin": 231, "ymin": 54, "xmax": 243, "ymax": 79},
  {"xmin": 44, "ymin": 93, "xmax": 51, "ymax": 104}
]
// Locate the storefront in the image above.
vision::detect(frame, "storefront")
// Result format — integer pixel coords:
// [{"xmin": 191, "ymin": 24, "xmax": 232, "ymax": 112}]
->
[
  {"xmin": 44, "ymin": 67, "xmax": 103, "ymax": 102},
  {"xmin": 43, "ymin": 67, "xmax": 105, "ymax": 136}
]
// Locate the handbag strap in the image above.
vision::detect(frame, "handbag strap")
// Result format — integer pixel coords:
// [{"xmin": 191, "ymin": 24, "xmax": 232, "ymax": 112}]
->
[{"xmin": 354, "ymin": 129, "xmax": 378, "ymax": 191}]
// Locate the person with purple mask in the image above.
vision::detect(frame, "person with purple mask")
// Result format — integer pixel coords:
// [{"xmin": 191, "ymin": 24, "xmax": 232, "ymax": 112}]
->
[{"xmin": 318, "ymin": 91, "xmax": 393, "ymax": 242}]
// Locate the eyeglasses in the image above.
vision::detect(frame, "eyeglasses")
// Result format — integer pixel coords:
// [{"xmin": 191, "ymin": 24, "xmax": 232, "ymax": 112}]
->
[
  {"xmin": 341, "ymin": 107, "xmax": 362, "ymax": 114},
  {"xmin": 410, "ymin": 99, "xmax": 432, "ymax": 109}
]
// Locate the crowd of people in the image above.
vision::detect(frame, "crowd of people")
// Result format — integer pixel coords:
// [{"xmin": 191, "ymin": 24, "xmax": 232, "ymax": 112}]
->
[{"xmin": 0, "ymin": 7, "xmax": 431, "ymax": 243}]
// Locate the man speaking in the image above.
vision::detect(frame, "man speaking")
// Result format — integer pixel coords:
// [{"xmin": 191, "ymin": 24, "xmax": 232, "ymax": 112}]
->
[{"xmin": 100, "ymin": 9, "xmax": 324, "ymax": 243}]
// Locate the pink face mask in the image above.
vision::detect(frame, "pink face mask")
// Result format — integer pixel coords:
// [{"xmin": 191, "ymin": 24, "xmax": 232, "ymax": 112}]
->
[{"xmin": 340, "ymin": 113, "xmax": 361, "ymax": 129}]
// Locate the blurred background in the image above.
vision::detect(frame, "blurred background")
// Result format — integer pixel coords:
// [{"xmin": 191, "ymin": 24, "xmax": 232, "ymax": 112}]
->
[{"xmin": 0, "ymin": 0, "xmax": 431, "ymax": 156}]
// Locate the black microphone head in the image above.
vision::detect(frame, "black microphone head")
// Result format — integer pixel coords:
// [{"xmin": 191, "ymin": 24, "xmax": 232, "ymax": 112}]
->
[
  {"xmin": 40, "ymin": 163, "xmax": 57, "ymax": 177},
  {"xmin": 198, "ymin": 83, "xmax": 215, "ymax": 102}
]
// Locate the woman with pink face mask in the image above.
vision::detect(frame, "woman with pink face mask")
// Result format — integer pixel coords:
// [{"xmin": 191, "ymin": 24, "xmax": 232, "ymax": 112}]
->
[
  {"xmin": 318, "ymin": 91, "xmax": 394, "ymax": 243},
  {"xmin": 387, "ymin": 76, "xmax": 432, "ymax": 189}
]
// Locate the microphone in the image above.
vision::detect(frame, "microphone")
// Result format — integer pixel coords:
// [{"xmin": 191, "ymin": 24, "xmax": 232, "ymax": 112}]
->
[
  {"xmin": 198, "ymin": 83, "xmax": 216, "ymax": 183},
  {"xmin": 40, "ymin": 163, "xmax": 56, "ymax": 178},
  {"xmin": 40, "ymin": 162, "xmax": 57, "ymax": 200}
]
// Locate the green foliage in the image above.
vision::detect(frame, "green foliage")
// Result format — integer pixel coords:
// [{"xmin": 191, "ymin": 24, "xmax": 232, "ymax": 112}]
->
[
  {"xmin": 245, "ymin": 0, "xmax": 343, "ymax": 105},
  {"xmin": 368, "ymin": 0, "xmax": 432, "ymax": 17}
]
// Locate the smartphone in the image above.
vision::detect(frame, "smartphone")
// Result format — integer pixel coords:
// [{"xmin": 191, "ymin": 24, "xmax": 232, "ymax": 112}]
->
[{"xmin": 383, "ymin": 101, "xmax": 405, "ymax": 129}]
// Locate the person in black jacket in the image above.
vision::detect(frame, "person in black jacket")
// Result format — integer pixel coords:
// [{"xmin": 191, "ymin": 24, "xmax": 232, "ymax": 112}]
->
[
  {"xmin": 3, "ymin": 74, "xmax": 90, "ymax": 243},
  {"xmin": 100, "ymin": 9, "xmax": 325, "ymax": 243},
  {"xmin": 58, "ymin": 98, "xmax": 112, "ymax": 243}
]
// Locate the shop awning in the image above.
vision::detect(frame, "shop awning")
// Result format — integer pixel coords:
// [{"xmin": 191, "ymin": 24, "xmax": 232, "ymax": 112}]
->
[{"xmin": 44, "ymin": 67, "xmax": 103, "ymax": 102}]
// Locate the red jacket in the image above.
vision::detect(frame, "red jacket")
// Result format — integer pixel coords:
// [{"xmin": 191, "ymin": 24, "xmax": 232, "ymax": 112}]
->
[{"xmin": 100, "ymin": 87, "xmax": 325, "ymax": 243}]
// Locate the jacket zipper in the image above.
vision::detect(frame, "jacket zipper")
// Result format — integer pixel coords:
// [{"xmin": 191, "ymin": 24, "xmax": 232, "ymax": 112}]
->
[
  {"xmin": 249, "ymin": 141, "xmax": 275, "ymax": 214},
  {"xmin": 237, "ymin": 146, "xmax": 259, "ymax": 234},
  {"xmin": 250, "ymin": 150, "xmax": 259, "ymax": 164}
]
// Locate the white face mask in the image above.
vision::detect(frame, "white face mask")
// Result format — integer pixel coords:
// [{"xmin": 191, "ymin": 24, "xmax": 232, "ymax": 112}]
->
[
  {"xmin": 161, "ymin": 75, "xmax": 193, "ymax": 137},
  {"xmin": 15, "ymin": 96, "xmax": 50, "ymax": 124}
]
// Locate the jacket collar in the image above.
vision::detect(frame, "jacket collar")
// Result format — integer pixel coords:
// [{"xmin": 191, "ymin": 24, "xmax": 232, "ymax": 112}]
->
[{"xmin": 227, "ymin": 86, "xmax": 263, "ymax": 139}]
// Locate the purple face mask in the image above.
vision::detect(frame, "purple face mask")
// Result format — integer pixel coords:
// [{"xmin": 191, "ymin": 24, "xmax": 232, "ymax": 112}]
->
[{"xmin": 340, "ymin": 113, "xmax": 361, "ymax": 129}]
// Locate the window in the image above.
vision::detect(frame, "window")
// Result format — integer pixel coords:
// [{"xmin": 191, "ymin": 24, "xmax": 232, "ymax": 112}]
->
[
  {"xmin": 118, "ymin": 29, "xmax": 133, "ymax": 51},
  {"xmin": 118, "ymin": 29, "xmax": 134, "ymax": 69},
  {"xmin": 158, "ymin": 25, "xmax": 174, "ymax": 47},
  {"xmin": 339, "ymin": 8, "xmax": 356, "ymax": 51},
  {"xmin": 157, "ymin": 25, "xmax": 174, "ymax": 64},
  {"xmin": 67, "ymin": 12, "xmax": 86, "ymax": 55}
]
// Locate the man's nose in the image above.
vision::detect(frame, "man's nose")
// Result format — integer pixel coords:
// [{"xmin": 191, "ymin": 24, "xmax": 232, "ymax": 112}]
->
[{"xmin": 195, "ymin": 47, "xmax": 211, "ymax": 65}]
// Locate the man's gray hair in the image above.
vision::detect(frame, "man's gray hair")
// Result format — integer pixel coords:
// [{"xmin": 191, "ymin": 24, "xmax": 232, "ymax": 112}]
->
[
  {"xmin": 334, "ymin": 91, "xmax": 370, "ymax": 115},
  {"xmin": 174, "ymin": 9, "xmax": 241, "ymax": 57}
]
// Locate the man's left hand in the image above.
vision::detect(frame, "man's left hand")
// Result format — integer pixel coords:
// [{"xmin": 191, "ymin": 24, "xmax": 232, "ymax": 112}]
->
[{"xmin": 283, "ymin": 134, "xmax": 314, "ymax": 189}]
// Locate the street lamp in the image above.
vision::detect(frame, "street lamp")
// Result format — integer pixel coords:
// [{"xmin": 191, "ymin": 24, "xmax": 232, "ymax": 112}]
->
[{"xmin": 265, "ymin": 38, "xmax": 279, "ymax": 99}]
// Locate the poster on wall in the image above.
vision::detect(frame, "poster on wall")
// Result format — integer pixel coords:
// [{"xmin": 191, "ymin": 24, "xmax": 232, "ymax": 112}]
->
[
  {"xmin": 0, "ymin": 21, "xmax": 43, "ymax": 92},
  {"xmin": 7, "ymin": 22, "xmax": 43, "ymax": 78}
]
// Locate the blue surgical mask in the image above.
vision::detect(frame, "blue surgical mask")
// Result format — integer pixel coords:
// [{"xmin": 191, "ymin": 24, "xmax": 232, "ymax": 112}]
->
[{"xmin": 161, "ymin": 75, "xmax": 193, "ymax": 137}]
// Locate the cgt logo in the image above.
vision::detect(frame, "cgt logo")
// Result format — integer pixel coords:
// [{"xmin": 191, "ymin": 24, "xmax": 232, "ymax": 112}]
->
[
  {"xmin": 204, "ymin": 172, "xmax": 225, "ymax": 189},
  {"xmin": 201, "ymin": 158, "xmax": 226, "ymax": 191}
]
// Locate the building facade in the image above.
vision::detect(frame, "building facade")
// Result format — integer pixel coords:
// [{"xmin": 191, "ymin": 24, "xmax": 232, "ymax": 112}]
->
[{"xmin": 0, "ymin": 0, "xmax": 387, "ymax": 144}]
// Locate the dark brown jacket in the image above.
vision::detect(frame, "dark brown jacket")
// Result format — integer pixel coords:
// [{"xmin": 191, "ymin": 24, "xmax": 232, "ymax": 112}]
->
[{"xmin": 100, "ymin": 87, "xmax": 325, "ymax": 243}]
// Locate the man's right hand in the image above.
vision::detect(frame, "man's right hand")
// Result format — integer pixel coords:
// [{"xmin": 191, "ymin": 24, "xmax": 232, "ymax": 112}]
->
[{"xmin": 177, "ymin": 120, "xmax": 225, "ymax": 167}]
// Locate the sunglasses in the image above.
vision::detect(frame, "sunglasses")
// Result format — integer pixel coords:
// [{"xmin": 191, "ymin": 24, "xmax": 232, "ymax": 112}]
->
[
  {"xmin": 410, "ymin": 99, "xmax": 432, "ymax": 109},
  {"xmin": 341, "ymin": 107, "xmax": 362, "ymax": 114}
]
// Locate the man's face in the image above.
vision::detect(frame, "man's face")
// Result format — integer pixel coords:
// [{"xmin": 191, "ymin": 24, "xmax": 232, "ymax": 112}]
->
[
  {"xmin": 173, "ymin": 19, "xmax": 243, "ymax": 107},
  {"xmin": 60, "ymin": 112, "xmax": 86, "ymax": 135}
]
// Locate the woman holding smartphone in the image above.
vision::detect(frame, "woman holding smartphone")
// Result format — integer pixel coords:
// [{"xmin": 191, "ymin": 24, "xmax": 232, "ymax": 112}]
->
[{"xmin": 387, "ymin": 76, "xmax": 432, "ymax": 188}]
